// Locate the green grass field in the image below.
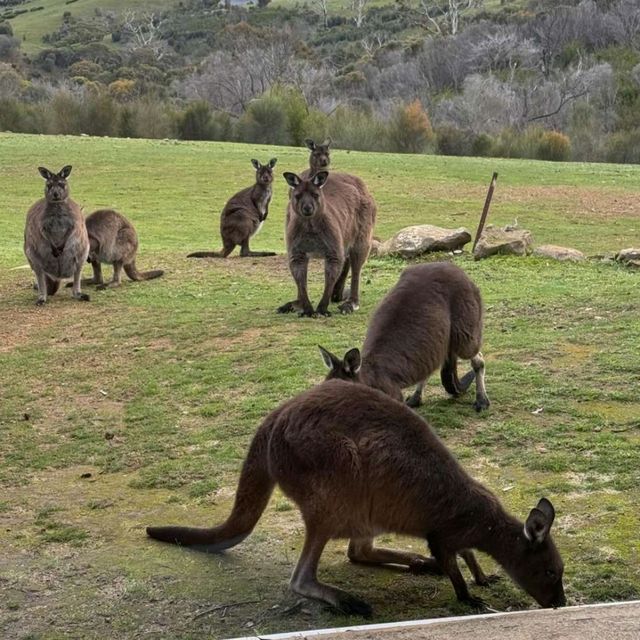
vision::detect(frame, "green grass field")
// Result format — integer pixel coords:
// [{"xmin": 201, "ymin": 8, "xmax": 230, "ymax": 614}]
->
[{"xmin": 0, "ymin": 132, "xmax": 639, "ymax": 639}]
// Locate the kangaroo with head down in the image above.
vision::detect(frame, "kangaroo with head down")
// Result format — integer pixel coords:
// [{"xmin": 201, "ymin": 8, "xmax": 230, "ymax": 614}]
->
[
  {"xmin": 147, "ymin": 380, "xmax": 566, "ymax": 616},
  {"xmin": 278, "ymin": 170, "xmax": 376, "ymax": 316},
  {"xmin": 72, "ymin": 209, "xmax": 164, "ymax": 289},
  {"xmin": 320, "ymin": 262, "xmax": 489, "ymax": 411},
  {"xmin": 24, "ymin": 165, "xmax": 90, "ymax": 305},
  {"xmin": 188, "ymin": 158, "xmax": 277, "ymax": 259}
]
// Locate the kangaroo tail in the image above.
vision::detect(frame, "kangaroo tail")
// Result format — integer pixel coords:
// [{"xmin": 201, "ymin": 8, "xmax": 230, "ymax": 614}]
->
[
  {"xmin": 123, "ymin": 261, "xmax": 164, "ymax": 281},
  {"xmin": 441, "ymin": 355, "xmax": 476, "ymax": 397},
  {"xmin": 46, "ymin": 275, "xmax": 60, "ymax": 296},
  {"xmin": 186, "ymin": 251, "xmax": 225, "ymax": 258},
  {"xmin": 146, "ymin": 421, "xmax": 275, "ymax": 550}
]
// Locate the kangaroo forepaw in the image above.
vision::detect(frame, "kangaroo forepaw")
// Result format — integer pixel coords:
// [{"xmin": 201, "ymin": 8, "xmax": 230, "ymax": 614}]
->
[
  {"xmin": 35, "ymin": 298, "xmax": 46, "ymax": 306},
  {"xmin": 298, "ymin": 309, "xmax": 317, "ymax": 318},
  {"xmin": 277, "ymin": 301, "xmax": 298, "ymax": 314},
  {"xmin": 334, "ymin": 592, "xmax": 373, "ymax": 618},
  {"xmin": 75, "ymin": 293, "xmax": 91, "ymax": 302},
  {"xmin": 406, "ymin": 396, "xmax": 422, "ymax": 409},
  {"xmin": 315, "ymin": 307, "xmax": 331, "ymax": 317},
  {"xmin": 408, "ymin": 557, "xmax": 443, "ymax": 575},
  {"xmin": 473, "ymin": 396, "xmax": 491, "ymax": 412}
]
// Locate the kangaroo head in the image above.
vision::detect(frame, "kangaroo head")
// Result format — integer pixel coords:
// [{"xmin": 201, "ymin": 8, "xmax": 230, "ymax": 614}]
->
[
  {"xmin": 508, "ymin": 498, "xmax": 566, "ymax": 608},
  {"xmin": 39, "ymin": 165, "xmax": 72, "ymax": 203},
  {"xmin": 251, "ymin": 158, "xmax": 277, "ymax": 186},
  {"xmin": 283, "ymin": 171, "xmax": 328, "ymax": 218},
  {"xmin": 319, "ymin": 346, "xmax": 362, "ymax": 383},
  {"xmin": 305, "ymin": 138, "xmax": 331, "ymax": 172}
]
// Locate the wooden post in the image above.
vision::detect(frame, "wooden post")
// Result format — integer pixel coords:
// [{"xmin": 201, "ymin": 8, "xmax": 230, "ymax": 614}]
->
[{"xmin": 472, "ymin": 172, "xmax": 498, "ymax": 252}]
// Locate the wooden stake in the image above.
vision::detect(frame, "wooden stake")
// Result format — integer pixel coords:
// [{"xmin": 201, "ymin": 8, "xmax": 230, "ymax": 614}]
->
[{"xmin": 472, "ymin": 172, "xmax": 499, "ymax": 251}]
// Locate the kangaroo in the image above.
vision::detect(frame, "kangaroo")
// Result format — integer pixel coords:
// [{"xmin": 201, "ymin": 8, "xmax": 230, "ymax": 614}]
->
[
  {"xmin": 147, "ymin": 380, "xmax": 566, "ymax": 616},
  {"xmin": 304, "ymin": 137, "xmax": 332, "ymax": 174},
  {"xmin": 278, "ymin": 171, "xmax": 376, "ymax": 316},
  {"xmin": 188, "ymin": 158, "xmax": 277, "ymax": 259},
  {"xmin": 24, "ymin": 166, "xmax": 90, "ymax": 305},
  {"xmin": 73, "ymin": 209, "xmax": 164, "ymax": 289},
  {"xmin": 320, "ymin": 262, "xmax": 490, "ymax": 411}
]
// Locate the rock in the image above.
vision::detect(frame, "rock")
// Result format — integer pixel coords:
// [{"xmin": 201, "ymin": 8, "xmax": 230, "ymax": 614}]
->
[
  {"xmin": 378, "ymin": 225, "xmax": 471, "ymax": 258},
  {"xmin": 473, "ymin": 224, "xmax": 533, "ymax": 260},
  {"xmin": 616, "ymin": 248, "xmax": 640, "ymax": 263},
  {"xmin": 533, "ymin": 244, "xmax": 585, "ymax": 262}
]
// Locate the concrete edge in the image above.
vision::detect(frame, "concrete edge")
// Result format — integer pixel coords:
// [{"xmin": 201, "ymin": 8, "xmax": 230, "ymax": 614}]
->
[{"xmin": 227, "ymin": 600, "xmax": 640, "ymax": 640}]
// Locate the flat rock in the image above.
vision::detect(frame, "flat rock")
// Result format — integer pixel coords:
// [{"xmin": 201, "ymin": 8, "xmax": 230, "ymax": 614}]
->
[
  {"xmin": 473, "ymin": 225, "xmax": 533, "ymax": 260},
  {"xmin": 533, "ymin": 244, "xmax": 585, "ymax": 261},
  {"xmin": 369, "ymin": 238, "xmax": 382, "ymax": 257},
  {"xmin": 378, "ymin": 225, "xmax": 471, "ymax": 258},
  {"xmin": 616, "ymin": 248, "xmax": 640, "ymax": 263}
]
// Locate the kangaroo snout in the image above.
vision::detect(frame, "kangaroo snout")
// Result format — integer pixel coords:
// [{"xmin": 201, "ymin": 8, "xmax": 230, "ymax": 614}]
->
[{"xmin": 302, "ymin": 204, "xmax": 314, "ymax": 216}]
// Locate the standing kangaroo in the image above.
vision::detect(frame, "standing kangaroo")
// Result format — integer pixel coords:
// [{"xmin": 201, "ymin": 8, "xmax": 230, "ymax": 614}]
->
[
  {"xmin": 24, "ymin": 166, "xmax": 90, "ymax": 305},
  {"xmin": 278, "ymin": 171, "xmax": 376, "ymax": 316},
  {"xmin": 188, "ymin": 158, "xmax": 277, "ymax": 259},
  {"xmin": 304, "ymin": 137, "xmax": 331, "ymax": 174},
  {"xmin": 77, "ymin": 209, "xmax": 164, "ymax": 289},
  {"xmin": 320, "ymin": 262, "xmax": 489, "ymax": 411},
  {"xmin": 147, "ymin": 380, "xmax": 566, "ymax": 615}
]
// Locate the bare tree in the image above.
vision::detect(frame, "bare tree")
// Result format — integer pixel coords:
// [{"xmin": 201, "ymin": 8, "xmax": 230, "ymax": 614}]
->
[
  {"xmin": 361, "ymin": 33, "xmax": 387, "ymax": 56},
  {"xmin": 121, "ymin": 10, "xmax": 167, "ymax": 61},
  {"xmin": 351, "ymin": 0, "xmax": 369, "ymax": 28},
  {"xmin": 418, "ymin": 0, "xmax": 484, "ymax": 36},
  {"xmin": 314, "ymin": 0, "xmax": 329, "ymax": 28}
]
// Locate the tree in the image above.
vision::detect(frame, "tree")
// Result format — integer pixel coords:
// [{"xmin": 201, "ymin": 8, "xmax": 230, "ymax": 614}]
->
[
  {"xmin": 418, "ymin": 0, "xmax": 484, "ymax": 36},
  {"xmin": 350, "ymin": 0, "xmax": 369, "ymax": 28},
  {"xmin": 314, "ymin": 0, "xmax": 329, "ymax": 28}
]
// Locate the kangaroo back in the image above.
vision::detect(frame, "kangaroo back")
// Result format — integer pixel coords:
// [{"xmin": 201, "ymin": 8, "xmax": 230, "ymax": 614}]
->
[{"xmin": 147, "ymin": 418, "xmax": 275, "ymax": 549}]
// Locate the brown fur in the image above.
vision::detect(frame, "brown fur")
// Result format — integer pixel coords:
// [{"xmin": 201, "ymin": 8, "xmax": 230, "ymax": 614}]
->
[
  {"xmin": 278, "ymin": 170, "xmax": 376, "ymax": 316},
  {"xmin": 188, "ymin": 158, "xmax": 277, "ymax": 259},
  {"xmin": 321, "ymin": 262, "xmax": 490, "ymax": 411},
  {"xmin": 24, "ymin": 165, "xmax": 90, "ymax": 305},
  {"xmin": 147, "ymin": 380, "xmax": 566, "ymax": 616},
  {"xmin": 78, "ymin": 209, "xmax": 164, "ymax": 289}
]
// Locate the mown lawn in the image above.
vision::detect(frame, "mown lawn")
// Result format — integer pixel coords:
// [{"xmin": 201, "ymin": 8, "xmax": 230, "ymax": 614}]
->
[{"xmin": 0, "ymin": 132, "xmax": 639, "ymax": 639}]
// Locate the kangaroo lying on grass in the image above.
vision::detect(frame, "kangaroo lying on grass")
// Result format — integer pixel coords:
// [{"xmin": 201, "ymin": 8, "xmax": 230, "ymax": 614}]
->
[
  {"xmin": 68, "ymin": 209, "xmax": 163, "ymax": 289},
  {"xmin": 147, "ymin": 380, "xmax": 565, "ymax": 616},
  {"xmin": 24, "ymin": 165, "xmax": 90, "ymax": 305},
  {"xmin": 188, "ymin": 158, "xmax": 277, "ymax": 259},
  {"xmin": 278, "ymin": 171, "xmax": 376, "ymax": 316},
  {"xmin": 320, "ymin": 262, "xmax": 489, "ymax": 410}
]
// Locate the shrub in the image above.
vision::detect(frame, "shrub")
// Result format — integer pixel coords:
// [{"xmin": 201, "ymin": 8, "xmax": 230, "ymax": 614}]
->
[
  {"xmin": 436, "ymin": 126, "xmax": 471, "ymax": 156},
  {"xmin": 536, "ymin": 130, "xmax": 570, "ymax": 161},
  {"xmin": 472, "ymin": 133, "xmax": 494, "ymax": 157},
  {"xmin": 388, "ymin": 100, "xmax": 434, "ymax": 154},
  {"xmin": 237, "ymin": 94, "xmax": 289, "ymax": 145},
  {"xmin": 606, "ymin": 129, "xmax": 640, "ymax": 164},
  {"xmin": 329, "ymin": 106, "xmax": 389, "ymax": 152},
  {"xmin": 177, "ymin": 101, "xmax": 214, "ymax": 140}
]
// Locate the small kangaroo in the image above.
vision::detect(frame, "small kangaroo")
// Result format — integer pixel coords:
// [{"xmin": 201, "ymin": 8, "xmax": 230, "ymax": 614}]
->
[
  {"xmin": 77, "ymin": 209, "xmax": 164, "ymax": 289},
  {"xmin": 188, "ymin": 158, "xmax": 277, "ymax": 259},
  {"xmin": 304, "ymin": 137, "xmax": 331, "ymax": 174},
  {"xmin": 320, "ymin": 262, "xmax": 489, "ymax": 411},
  {"xmin": 24, "ymin": 165, "xmax": 90, "ymax": 305},
  {"xmin": 147, "ymin": 380, "xmax": 566, "ymax": 616},
  {"xmin": 278, "ymin": 171, "xmax": 376, "ymax": 316}
]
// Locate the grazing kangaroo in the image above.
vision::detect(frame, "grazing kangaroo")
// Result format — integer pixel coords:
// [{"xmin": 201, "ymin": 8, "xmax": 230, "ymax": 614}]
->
[
  {"xmin": 188, "ymin": 158, "xmax": 277, "ymax": 259},
  {"xmin": 24, "ymin": 165, "xmax": 90, "ymax": 305},
  {"xmin": 278, "ymin": 171, "xmax": 376, "ymax": 316},
  {"xmin": 147, "ymin": 380, "xmax": 566, "ymax": 616},
  {"xmin": 76, "ymin": 209, "xmax": 163, "ymax": 289},
  {"xmin": 320, "ymin": 262, "xmax": 489, "ymax": 411}
]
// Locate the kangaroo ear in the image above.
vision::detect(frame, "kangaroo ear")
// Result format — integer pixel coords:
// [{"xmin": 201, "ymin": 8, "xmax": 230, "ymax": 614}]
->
[
  {"xmin": 283, "ymin": 172, "xmax": 301, "ymax": 188},
  {"xmin": 322, "ymin": 137, "xmax": 332, "ymax": 147},
  {"xmin": 251, "ymin": 159, "xmax": 261, "ymax": 170},
  {"xmin": 305, "ymin": 138, "xmax": 316, "ymax": 151},
  {"xmin": 312, "ymin": 171, "xmax": 329, "ymax": 188},
  {"xmin": 269, "ymin": 158, "xmax": 277, "ymax": 168},
  {"xmin": 38, "ymin": 167, "xmax": 54, "ymax": 180},
  {"xmin": 318, "ymin": 345, "xmax": 340, "ymax": 371},
  {"xmin": 524, "ymin": 498, "xmax": 555, "ymax": 544},
  {"xmin": 343, "ymin": 348, "xmax": 361, "ymax": 375},
  {"xmin": 59, "ymin": 165, "xmax": 72, "ymax": 179}
]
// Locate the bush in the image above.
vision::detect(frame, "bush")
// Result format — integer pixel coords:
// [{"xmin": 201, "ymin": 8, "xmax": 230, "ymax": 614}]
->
[
  {"xmin": 388, "ymin": 100, "xmax": 434, "ymax": 154},
  {"xmin": 237, "ymin": 94, "xmax": 289, "ymax": 145},
  {"xmin": 329, "ymin": 106, "xmax": 389, "ymax": 152},
  {"xmin": 436, "ymin": 126, "xmax": 471, "ymax": 156},
  {"xmin": 177, "ymin": 100, "xmax": 214, "ymax": 140},
  {"xmin": 472, "ymin": 133, "xmax": 494, "ymax": 157},
  {"xmin": 536, "ymin": 130, "xmax": 570, "ymax": 161},
  {"xmin": 606, "ymin": 129, "xmax": 640, "ymax": 164}
]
